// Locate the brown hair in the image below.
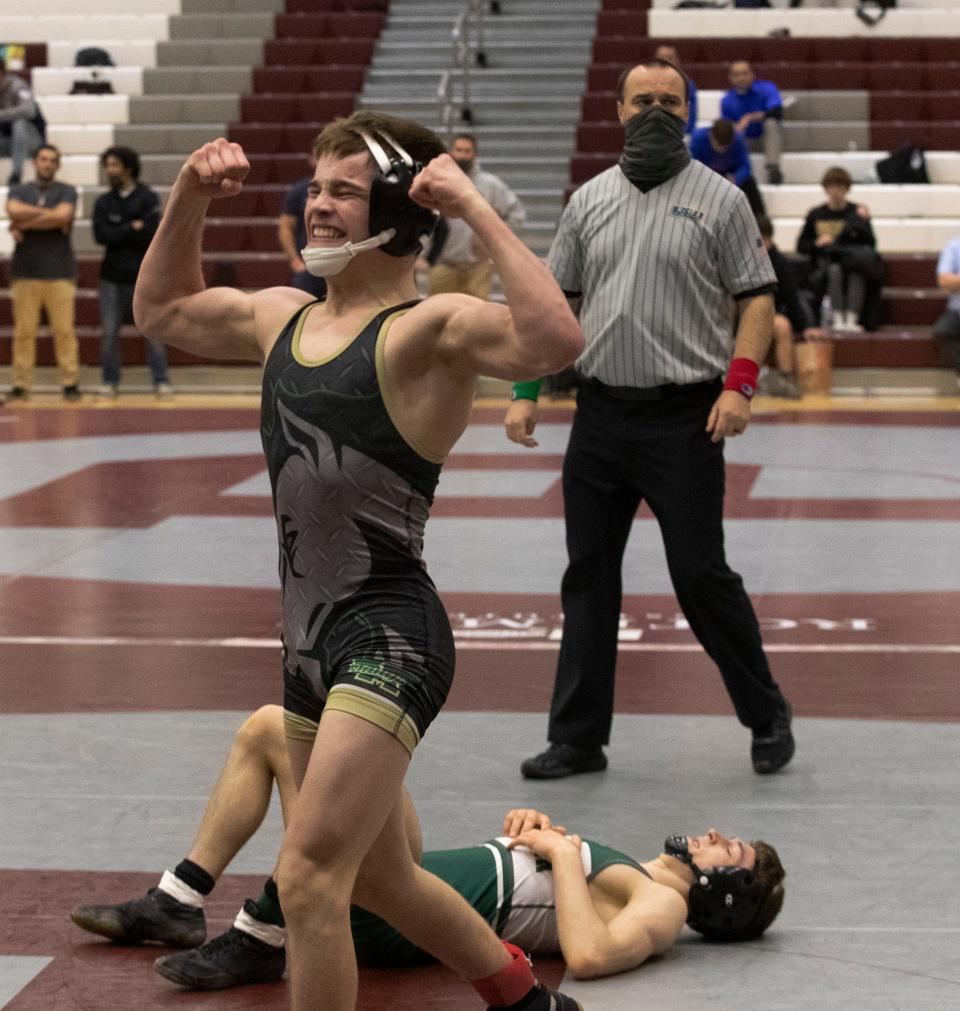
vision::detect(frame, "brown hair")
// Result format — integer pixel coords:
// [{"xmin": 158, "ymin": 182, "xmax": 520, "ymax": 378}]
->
[
  {"xmin": 312, "ymin": 110, "xmax": 445, "ymax": 168},
  {"xmin": 821, "ymin": 165, "xmax": 852, "ymax": 190},
  {"xmin": 710, "ymin": 118, "xmax": 735, "ymax": 147},
  {"xmin": 741, "ymin": 840, "xmax": 785, "ymax": 940},
  {"xmin": 616, "ymin": 59, "xmax": 690, "ymax": 105}
]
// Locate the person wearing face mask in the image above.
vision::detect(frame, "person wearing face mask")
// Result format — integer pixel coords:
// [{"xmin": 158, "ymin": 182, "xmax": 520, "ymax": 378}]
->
[
  {"xmin": 506, "ymin": 59, "xmax": 796, "ymax": 782},
  {"xmin": 132, "ymin": 110, "xmax": 584, "ymax": 1011},
  {"xmin": 93, "ymin": 146, "xmax": 169, "ymax": 397},
  {"xmin": 426, "ymin": 132, "xmax": 526, "ymax": 300}
]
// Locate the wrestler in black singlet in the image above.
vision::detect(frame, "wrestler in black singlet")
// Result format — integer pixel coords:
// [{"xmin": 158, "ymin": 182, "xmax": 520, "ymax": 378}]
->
[{"xmin": 260, "ymin": 299, "xmax": 455, "ymax": 755}]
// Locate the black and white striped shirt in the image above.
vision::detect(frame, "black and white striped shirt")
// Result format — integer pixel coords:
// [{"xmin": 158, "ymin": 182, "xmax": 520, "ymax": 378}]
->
[{"xmin": 548, "ymin": 161, "xmax": 776, "ymax": 388}]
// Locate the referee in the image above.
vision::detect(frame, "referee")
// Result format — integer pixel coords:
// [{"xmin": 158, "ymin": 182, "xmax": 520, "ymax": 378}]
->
[{"xmin": 507, "ymin": 59, "xmax": 795, "ymax": 779}]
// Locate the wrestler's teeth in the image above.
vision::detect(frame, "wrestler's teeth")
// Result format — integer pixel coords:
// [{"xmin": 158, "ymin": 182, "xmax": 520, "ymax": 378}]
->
[{"xmin": 312, "ymin": 227, "xmax": 342, "ymax": 239}]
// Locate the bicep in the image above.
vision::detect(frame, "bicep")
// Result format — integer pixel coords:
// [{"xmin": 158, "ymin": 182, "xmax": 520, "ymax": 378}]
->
[
  {"xmin": 137, "ymin": 285, "xmax": 263, "ymax": 362},
  {"xmin": 436, "ymin": 297, "xmax": 523, "ymax": 378}
]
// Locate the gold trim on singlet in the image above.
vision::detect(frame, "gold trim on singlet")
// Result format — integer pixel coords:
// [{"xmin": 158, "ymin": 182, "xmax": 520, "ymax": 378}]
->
[
  {"xmin": 291, "ymin": 302, "xmax": 390, "ymax": 368},
  {"xmin": 375, "ymin": 309, "xmax": 446, "ymax": 465},
  {"xmin": 325, "ymin": 684, "xmax": 421, "ymax": 757},
  {"xmin": 283, "ymin": 709, "xmax": 320, "ymax": 743}
]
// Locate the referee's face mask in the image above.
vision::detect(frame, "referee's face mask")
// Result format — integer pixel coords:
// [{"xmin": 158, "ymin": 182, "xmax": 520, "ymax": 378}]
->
[{"xmin": 619, "ymin": 106, "xmax": 691, "ymax": 193}]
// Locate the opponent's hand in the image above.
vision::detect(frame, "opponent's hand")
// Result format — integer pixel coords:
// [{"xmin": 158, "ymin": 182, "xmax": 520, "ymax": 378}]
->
[
  {"xmin": 706, "ymin": 389, "xmax": 751, "ymax": 443},
  {"xmin": 504, "ymin": 399, "xmax": 539, "ymax": 447},
  {"xmin": 409, "ymin": 154, "xmax": 484, "ymax": 220},
  {"xmin": 179, "ymin": 138, "xmax": 249, "ymax": 200},
  {"xmin": 502, "ymin": 808, "xmax": 566, "ymax": 838},
  {"xmin": 508, "ymin": 829, "xmax": 583, "ymax": 861}
]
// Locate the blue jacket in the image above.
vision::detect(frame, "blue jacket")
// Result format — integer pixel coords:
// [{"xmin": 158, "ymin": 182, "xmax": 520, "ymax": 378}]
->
[
  {"xmin": 685, "ymin": 78, "xmax": 698, "ymax": 135},
  {"xmin": 720, "ymin": 80, "xmax": 782, "ymax": 139},
  {"xmin": 689, "ymin": 126, "xmax": 752, "ymax": 186}
]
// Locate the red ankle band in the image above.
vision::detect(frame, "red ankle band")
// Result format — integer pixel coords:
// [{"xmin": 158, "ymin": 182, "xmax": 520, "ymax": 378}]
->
[{"xmin": 470, "ymin": 941, "xmax": 536, "ymax": 1007}]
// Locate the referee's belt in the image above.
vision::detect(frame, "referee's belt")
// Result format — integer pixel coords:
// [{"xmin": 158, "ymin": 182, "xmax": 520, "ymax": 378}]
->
[{"xmin": 580, "ymin": 375, "xmax": 721, "ymax": 402}]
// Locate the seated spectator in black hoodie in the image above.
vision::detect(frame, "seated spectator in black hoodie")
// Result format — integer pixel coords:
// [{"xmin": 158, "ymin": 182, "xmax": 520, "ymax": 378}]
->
[
  {"xmin": 93, "ymin": 146, "xmax": 169, "ymax": 397},
  {"xmin": 796, "ymin": 166, "xmax": 881, "ymax": 333},
  {"xmin": 755, "ymin": 215, "xmax": 822, "ymax": 398}
]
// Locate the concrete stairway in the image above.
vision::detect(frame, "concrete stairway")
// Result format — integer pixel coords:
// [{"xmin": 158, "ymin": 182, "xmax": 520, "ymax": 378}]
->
[{"xmin": 361, "ymin": 0, "xmax": 602, "ymax": 256}]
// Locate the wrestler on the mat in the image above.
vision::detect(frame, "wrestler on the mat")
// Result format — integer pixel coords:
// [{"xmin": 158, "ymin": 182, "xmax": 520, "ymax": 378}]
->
[{"xmin": 71, "ymin": 706, "xmax": 786, "ymax": 990}]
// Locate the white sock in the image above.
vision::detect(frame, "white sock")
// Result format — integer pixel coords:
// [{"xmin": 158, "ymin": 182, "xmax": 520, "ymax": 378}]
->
[
  {"xmin": 234, "ymin": 905, "xmax": 286, "ymax": 948},
  {"xmin": 157, "ymin": 869, "xmax": 205, "ymax": 909}
]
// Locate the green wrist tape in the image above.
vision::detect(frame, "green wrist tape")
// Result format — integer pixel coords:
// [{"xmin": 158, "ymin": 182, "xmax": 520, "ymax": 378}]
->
[{"xmin": 512, "ymin": 380, "xmax": 542, "ymax": 401}]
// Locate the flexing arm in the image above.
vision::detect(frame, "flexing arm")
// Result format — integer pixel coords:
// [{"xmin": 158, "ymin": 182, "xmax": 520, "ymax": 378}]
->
[
  {"xmin": 408, "ymin": 154, "xmax": 582, "ymax": 379},
  {"xmin": 508, "ymin": 830, "xmax": 685, "ymax": 979},
  {"xmin": 133, "ymin": 138, "xmax": 300, "ymax": 362}
]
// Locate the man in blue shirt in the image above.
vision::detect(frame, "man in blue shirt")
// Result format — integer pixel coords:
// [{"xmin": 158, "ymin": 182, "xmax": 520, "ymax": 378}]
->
[
  {"xmin": 689, "ymin": 118, "xmax": 764, "ymax": 215},
  {"xmin": 720, "ymin": 61, "xmax": 783, "ymax": 185},
  {"xmin": 654, "ymin": 45, "xmax": 697, "ymax": 135},
  {"xmin": 933, "ymin": 235, "xmax": 960, "ymax": 386}
]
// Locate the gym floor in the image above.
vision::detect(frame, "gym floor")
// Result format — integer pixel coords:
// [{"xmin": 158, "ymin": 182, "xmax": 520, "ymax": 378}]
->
[{"xmin": 1, "ymin": 381, "xmax": 959, "ymax": 1009}]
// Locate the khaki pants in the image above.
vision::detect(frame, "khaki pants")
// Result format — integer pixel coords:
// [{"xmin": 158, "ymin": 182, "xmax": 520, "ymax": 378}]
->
[
  {"xmin": 428, "ymin": 261, "xmax": 494, "ymax": 300},
  {"xmin": 10, "ymin": 279, "xmax": 79, "ymax": 390}
]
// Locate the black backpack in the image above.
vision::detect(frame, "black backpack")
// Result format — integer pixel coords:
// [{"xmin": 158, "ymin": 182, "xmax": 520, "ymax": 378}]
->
[
  {"xmin": 876, "ymin": 145, "xmax": 929, "ymax": 184},
  {"xmin": 74, "ymin": 46, "xmax": 115, "ymax": 67}
]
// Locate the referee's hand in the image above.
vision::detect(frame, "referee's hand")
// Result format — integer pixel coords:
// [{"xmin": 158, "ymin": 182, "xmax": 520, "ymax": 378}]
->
[
  {"xmin": 706, "ymin": 390, "xmax": 751, "ymax": 443},
  {"xmin": 505, "ymin": 399, "xmax": 539, "ymax": 448}
]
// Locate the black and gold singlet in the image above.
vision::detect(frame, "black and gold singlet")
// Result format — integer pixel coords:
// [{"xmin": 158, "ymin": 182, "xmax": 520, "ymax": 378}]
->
[{"xmin": 260, "ymin": 299, "xmax": 455, "ymax": 752}]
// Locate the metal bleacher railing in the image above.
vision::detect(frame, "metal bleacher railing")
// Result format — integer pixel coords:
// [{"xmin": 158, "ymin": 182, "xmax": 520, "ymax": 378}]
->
[{"xmin": 438, "ymin": 0, "xmax": 494, "ymax": 144}]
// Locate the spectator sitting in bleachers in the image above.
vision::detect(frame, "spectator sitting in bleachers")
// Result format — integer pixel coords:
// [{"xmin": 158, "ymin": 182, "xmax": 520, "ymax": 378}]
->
[
  {"xmin": 720, "ymin": 61, "xmax": 783, "ymax": 185},
  {"xmin": 796, "ymin": 166, "xmax": 882, "ymax": 334},
  {"xmin": 0, "ymin": 60, "xmax": 45, "ymax": 186},
  {"xmin": 690, "ymin": 118, "xmax": 764, "ymax": 215},
  {"xmin": 654, "ymin": 45, "xmax": 696, "ymax": 136},
  {"xmin": 933, "ymin": 233, "xmax": 960, "ymax": 388},
  {"xmin": 755, "ymin": 214, "xmax": 823, "ymax": 399}
]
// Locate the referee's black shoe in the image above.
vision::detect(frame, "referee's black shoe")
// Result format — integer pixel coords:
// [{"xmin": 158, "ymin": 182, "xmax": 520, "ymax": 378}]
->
[
  {"xmin": 751, "ymin": 702, "xmax": 795, "ymax": 774},
  {"xmin": 521, "ymin": 743, "xmax": 607, "ymax": 780}
]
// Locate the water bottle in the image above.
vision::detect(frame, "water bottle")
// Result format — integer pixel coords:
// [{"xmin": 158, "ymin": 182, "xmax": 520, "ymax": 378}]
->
[{"xmin": 819, "ymin": 295, "xmax": 834, "ymax": 336}]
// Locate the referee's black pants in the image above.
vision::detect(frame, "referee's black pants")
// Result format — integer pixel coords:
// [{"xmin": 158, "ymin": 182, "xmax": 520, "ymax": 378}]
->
[{"xmin": 547, "ymin": 380, "xmax": 787, "ymax": 747}]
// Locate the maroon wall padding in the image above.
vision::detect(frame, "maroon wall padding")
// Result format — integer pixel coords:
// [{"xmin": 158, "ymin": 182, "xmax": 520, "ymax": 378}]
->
[
  {"xmin": 240, "ymin": 94, "xmax": 355, "ymax": 123},
  {"xmin": 596, "ymin": 11, "xmax": 648, "ymax": 37},
  {"xmin": 253, "ymin": 66, "xmax": 367, "ymax": 92},
  {"xmin": 593, "ymin": 36, "xmax": 960, "ymax": 63},
  {"xmin": 871, "ymin": 121, "xmax": 960, "ymax": 149},
  {"xmin": 285, "ymin": 0, "xmax": 388, "ymax": 10},
  {"xmin": 263, "ymin": 38, "xmax": 374, "ymax": 66},
  {"xmin": 275, "ymin": 12, "xmax": 383, "ymax": 38}
]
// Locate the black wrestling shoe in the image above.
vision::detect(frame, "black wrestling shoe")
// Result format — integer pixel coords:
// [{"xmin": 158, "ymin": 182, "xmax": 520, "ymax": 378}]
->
[
  {"xmin": 487, "ymin": 984, "xmax": 584, "ymax": 1010},
  {"xmin": 70, "ymin": 887, "xmax": 206, "ymax": 947},
  {"xmin": 752, "ymin": 702, "xmax": 795, "ymax": 774},
  {"xmin": 521, "ymin": 743, "xmax": 607, "ymax": 780},
  {"xmin": 155, "ymin": 924, "xmax": 285, "ymax": 990}
]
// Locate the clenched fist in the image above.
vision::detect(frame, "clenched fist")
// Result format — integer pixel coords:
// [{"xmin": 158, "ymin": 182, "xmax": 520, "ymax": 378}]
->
[
  {"xmin": 409, "ymin": 153, "xmax": 484, "ymax": 220},
  {"xmin": 179, "ymin": 138, "xmax": 250, "ymax": 200}
]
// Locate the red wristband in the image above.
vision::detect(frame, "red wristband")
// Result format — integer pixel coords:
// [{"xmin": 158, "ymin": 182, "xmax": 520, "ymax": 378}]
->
[
  {"xmin": 470, "ymin": 942, "xmax": 536, "ymax": 1007},
  {"xmin": 723, "ymin": 357, "xmax": 760, "ymax": 400}
]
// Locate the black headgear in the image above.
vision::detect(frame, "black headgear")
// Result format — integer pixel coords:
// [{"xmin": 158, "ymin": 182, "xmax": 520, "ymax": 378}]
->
[
  {"xmin": 664, "ymin": 835, "xmax": 775, "ymax": 941},
  {"xmin": 357, "ymin": 128, "xmax": 437, "ymax": 257}
]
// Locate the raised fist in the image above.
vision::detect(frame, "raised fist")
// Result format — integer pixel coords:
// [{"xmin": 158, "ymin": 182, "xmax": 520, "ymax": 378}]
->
[
  {"xmin": 408, "ymin": 153, "xmax": 483, "ymax": 220},
  {"xmin": 179, "ymin": 138, "xmax": 250, "ymax": 199}
]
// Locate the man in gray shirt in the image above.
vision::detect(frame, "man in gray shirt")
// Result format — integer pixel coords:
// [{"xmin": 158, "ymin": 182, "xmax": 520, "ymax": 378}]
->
[
  {"xmin": 6, "ymin": 144, "xmax": 80, "ymax": 399},
  {"xmin": 427, "ymin": 133, "xmax": 525, "ymax": 300},
  {"xmin": 506, "ymin": 59, "xmax": 795, "ymax": 780},
  {"xmin": 0, "ymin": 60, "xmax": 45, "ymax": 185}
]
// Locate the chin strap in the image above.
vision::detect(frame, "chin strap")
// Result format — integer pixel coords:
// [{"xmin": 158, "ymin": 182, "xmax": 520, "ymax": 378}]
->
[{"xmin": 300, "ymin": 228, "xmax": 397, "ymax": 276}]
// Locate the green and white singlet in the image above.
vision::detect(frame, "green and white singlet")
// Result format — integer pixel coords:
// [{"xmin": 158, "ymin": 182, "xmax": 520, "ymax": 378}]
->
[{"xmin": 350, "ymin": 837, "xmax": 648, "ymax": 965}]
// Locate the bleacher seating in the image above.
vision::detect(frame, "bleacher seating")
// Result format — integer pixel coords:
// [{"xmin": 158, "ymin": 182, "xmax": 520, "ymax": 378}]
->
[{"xmin": 0, "ymin": 0, "xmax": 386, "ymax": 370}]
